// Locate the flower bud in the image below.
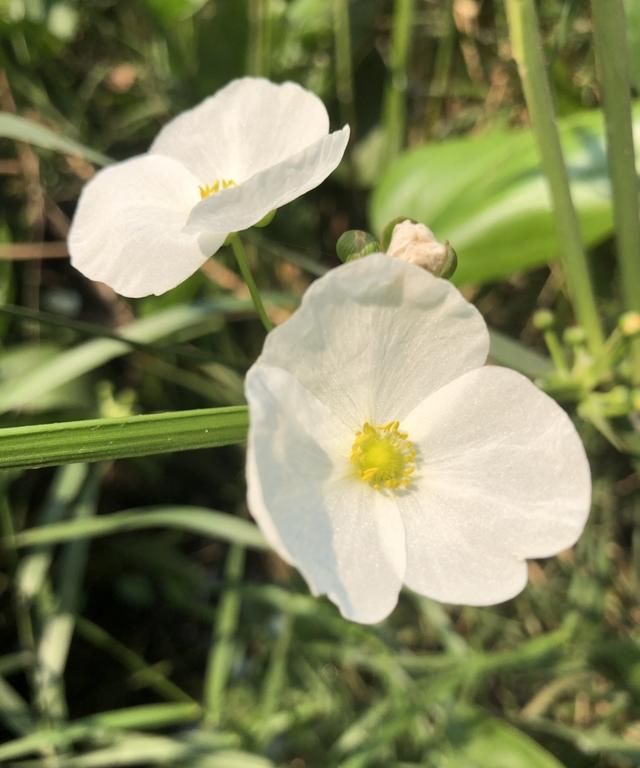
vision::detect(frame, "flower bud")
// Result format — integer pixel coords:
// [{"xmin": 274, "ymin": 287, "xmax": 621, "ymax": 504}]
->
[
  {"xmin": 385, "ymin": 219, "xmax": 457, "ymax": 279},
  {"xmin": 563, "ymin": 325, "xmax": 587, "ymax": 346},
  {"xmin": 533, "ymin": 309, "xmax": 555, "ymax": 332},
  {"xmin": 619, "ymin": 311, "xmax": 640, "ymax": 338},
  {"xmin": 336, "ymin": 230, "xmax": 380, "ymax": 263}
]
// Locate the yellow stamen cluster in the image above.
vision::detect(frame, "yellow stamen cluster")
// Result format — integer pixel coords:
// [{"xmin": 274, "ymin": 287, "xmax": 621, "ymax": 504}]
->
[
  {"xmin": 350, "ymin": 420, "xmax": 416, "ymax": 491},
  {"xmin": 198, "ymin": 179, "xmax": 236, "ymax": 199}
]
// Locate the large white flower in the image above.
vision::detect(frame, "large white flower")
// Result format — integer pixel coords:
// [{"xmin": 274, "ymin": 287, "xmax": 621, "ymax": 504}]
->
[
  {"xmin": 245, "ymin": 253, "xmax": 591, "ymax": 624},
  {"xmin": 68, "ymin": 78, "xmax": 349, "ymax": 297}
]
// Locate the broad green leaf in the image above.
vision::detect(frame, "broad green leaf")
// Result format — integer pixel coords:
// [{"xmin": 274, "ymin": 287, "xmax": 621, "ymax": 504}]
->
[
  {"xmin": 0, "ymin": 112, "xmax": 111, "ymax": 165},
  {"xmin": 441, "ymin": 711, "xmax": 566, "ymax": 768},
  {"xmin": 0, "ymin": 297, "xmax": 250, "ymax": 414},
  {"xmin": 11, "ymin": 505, "xmax": 267, "ymax": 550},
  {"xmin": 0, "ymin": 405, "xmax": 249, "ymax": 470},
  {"xmin": 370, "ymin": 108, "xmax": 640, "ymax": 284}
]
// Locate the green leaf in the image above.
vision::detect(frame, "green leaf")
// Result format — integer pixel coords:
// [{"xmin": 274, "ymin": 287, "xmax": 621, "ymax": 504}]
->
[
  {"xmin": 441, "ymin": 711, "xmax": 566, "ymax": 768},
  {"xmin": 369, "ymin": 108, "xmax": 630, "ymax": 284},
  {"xmin": 0, "ymin": 405, "xmax": 249, "ymax": 470},
  {"xmin": 0, "ymin": 112, "xmax": 111, "ymax": 165},
  {"xmin": 11, "ymin": 505, "xmax": 267, "ymax": 551}
]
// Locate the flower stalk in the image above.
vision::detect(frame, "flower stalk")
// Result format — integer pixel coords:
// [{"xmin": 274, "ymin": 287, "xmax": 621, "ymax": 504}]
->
[
  {"xmin": 228, "ymin": 233, "xmax": 273, "ymax": 332},
  {"xmin": 505, "ymin": 0, "xmax": 604, "ymax": 355},
  {"xmin": 591, "ymin": 0, "xmax": 640, "ymax": 382}
]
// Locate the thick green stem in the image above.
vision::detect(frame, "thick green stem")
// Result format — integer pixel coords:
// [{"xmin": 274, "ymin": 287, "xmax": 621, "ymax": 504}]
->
[
  {"xmin": 203, "ymin": 544, "xmax": 245, "ymax": 722},
  {"xmin": 382, "ymin": 0, "xmax": 415, "ymax": 166},
  {"xmin": 505, "ymin": 0, "xmax": 604, "ymax": 354},
  {"xmin": 591, "ymin": 0, "xmax": 640, "ymax": 381},
  {"xmin": 229, "ymin": 234, "xmax": 273, "ymax": 332}
]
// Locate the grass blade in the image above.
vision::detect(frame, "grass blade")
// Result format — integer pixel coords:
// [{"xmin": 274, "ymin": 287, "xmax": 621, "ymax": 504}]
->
[
  {"xmin": 10, "ymin": 505, "xmax": 266, "ymax": 550},
  {"xmin": 0, "ymin": 112, "xmax": 111, "ymax": 165},
  {"xmin": 0, "ymin": 405, "xmax": 249, "ymax": 470}
]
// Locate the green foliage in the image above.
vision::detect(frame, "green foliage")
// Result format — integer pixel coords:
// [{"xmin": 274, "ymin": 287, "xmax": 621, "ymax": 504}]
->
[
  {"xmin": 0, "ymin": 1, "xmax": 638, "ymax": 767},
  {"xmin": 370, "ymin": 108, "xmax": 637, "ymax": 285}
]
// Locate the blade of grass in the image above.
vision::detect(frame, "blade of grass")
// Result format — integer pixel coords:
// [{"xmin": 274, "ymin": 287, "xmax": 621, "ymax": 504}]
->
[
  {"xmin": 0, "ymin": 405, "xmax": 249, "ymax": 470},
  {"xmin": 0, "ymin": 675, "xmax": 34, "ymax": 736},
  {"xmin": 591, "ymin": 0, "xmax": 640, "ymax": 382},
  {"xmin": 204, "ymin": 544, "xmax": 246, "ymax": 722},
  {"xmin": 16, "ymin": 463, "xmax": 89, "ymax": 601},
  {"xmin": 75, "ymin": 617, "xmax": 196, "ymax": 704},
  {"xmin": 33, "ymin": 468, "xmax": 100, "ymax": 721},
  {"xmin": 257, "ymin": 612, "xmax": 294, "ymax": 741},
  {"xmin": 505, "ymin": 0, "xmax": 604, "ymax": 354},
  {"xmin": 382, "ymin": 0, "xmax": 415, "ymax": 166},
  {"xmin": 10, "ymin": 506, "xmax": 267, "ymax": 551},
  {"xmin": 0, "ymin": 112, "xmax": 111, "ymax": 165},
  {"xmin": 489, "ymin": 330, "xmax": 553, "ymax": 378},
  {"xmin": 0, "ymin": 704, "xmax": 206, "ymax": 763},
  {"xmin": 333, "ymin": 0, "xmax": 357, "ymax": 136}
]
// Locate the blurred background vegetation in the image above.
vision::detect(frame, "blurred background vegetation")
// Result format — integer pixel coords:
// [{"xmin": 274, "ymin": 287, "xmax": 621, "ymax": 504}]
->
[{"xmin": 1, "ymin": 0, "xmax": 640, "ymax": 765}]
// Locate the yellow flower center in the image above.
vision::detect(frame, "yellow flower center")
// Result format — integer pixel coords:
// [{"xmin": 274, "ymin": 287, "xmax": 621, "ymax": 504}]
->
[
  {"xmin": 199, "ymin": 179, "xmax": 236, "ymax": 199},
  {"xmin": 350, "ymin": 420, "xmax": 416, "ymax": 491}
]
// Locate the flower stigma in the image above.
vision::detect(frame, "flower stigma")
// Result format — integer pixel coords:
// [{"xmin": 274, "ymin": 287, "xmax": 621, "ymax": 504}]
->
[
  {"xmin": 350, "ymin": 420, "xmax": 417, "ymax": 491},
  {"xmin": 199, "ymin": 179, "xmax": 237, "ymax": 199}
]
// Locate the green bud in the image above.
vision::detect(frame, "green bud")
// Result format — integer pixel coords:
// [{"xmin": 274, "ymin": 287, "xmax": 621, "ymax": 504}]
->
[
  {"xmin": 439, "ymin": 242, "xmax": 458, "ymax": 279},
  {"xmin": 619, "ymin": 311, "xmax": 640, "ymax": 338},
  {"xmin": 607, "ymin": 385, "xmax": 631, "ymax": 407},
  {"xmin": 532, "ymin": 309, "xmax": 555, "ymax": 332},
  {"xmin": 563, "ymin": 325, "xmax": 587, "ymax": 346},
  {"xmin": 631, "ymin": 389, "xmax": 640, "ymax": 413},
  {"xmin": 336, "ymin": 230, "xmax": 380, "ymax": 263}
]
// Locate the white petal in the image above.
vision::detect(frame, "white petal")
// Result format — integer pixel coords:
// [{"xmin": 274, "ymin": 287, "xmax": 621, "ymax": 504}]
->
[
  {"xmin": 253, "ymin": 253, "xmax": 489, "ymax": 429},
  {"xmin": 150, "ymin": 77, "xmax": 332, "ymax": 183},
  {"xmin": 184, "ymin": 126, "xmax": 350, "ymax": 235},
  {"xmin": 245, "ymin": 364, "xmax": 405, "ymax": 624},
  {"xmin": 398, "ymin": 366, "xmax": 591, "ymax": 605},
  {"xmin": 68, "ymin": 155, "xmax": 225, "ymax": 297}
]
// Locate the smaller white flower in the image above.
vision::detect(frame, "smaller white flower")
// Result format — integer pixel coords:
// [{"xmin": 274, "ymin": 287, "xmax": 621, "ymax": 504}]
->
[
  {"xmin": 245, "ymin": 253, "xmax": 591, "ymax": 624},
  {"xmin": 68, "ymin": 78, "xmax": 349, "ymax": 297},
  {"xmin": 387, "ymin": 219, "xmax": 454, "ymax": 276}
]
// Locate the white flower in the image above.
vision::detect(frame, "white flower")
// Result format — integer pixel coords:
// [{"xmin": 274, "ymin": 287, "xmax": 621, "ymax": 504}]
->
[
  {"xmin": 68, "ymin": 78, "xmax": 349, "ymax": 298},
  {"xmin": 245, "ymin": 253, "xmax": 591, "ymax": 624}
]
